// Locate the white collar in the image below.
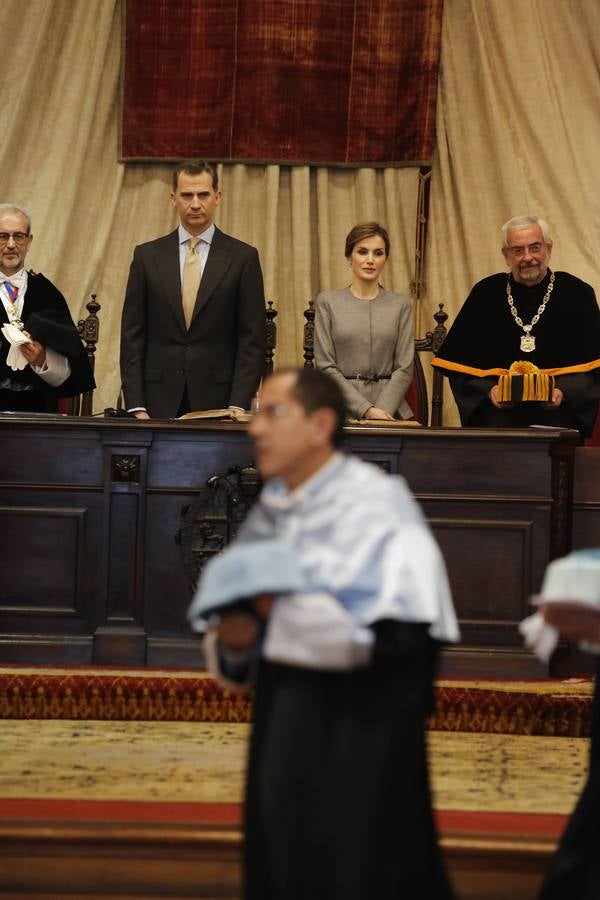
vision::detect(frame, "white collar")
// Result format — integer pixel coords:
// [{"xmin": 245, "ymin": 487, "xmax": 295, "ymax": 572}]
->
[
  {"xmin": 0, "ymin": 267, "xmax": 27, "ymax": 288},
  {"xmin": 261, "ymin": 452, "xmax": 346, "ymax": 511},
  {"xmin": 178, "ymin": 223, "xmax": 215, "ymax": 247}
]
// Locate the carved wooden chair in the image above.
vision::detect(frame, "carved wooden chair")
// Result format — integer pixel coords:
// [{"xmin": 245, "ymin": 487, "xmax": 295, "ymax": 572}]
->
[
  {"xmin": 301, "ymin": 301, "xmax": 448, "ymax": 426},
  {"xmin": 264, "ymin": 300, "xmax": 277, "ymax": 375},
  {"xmin": 58, "ymin": 294, "xmax": 101, "ymax": 415}
]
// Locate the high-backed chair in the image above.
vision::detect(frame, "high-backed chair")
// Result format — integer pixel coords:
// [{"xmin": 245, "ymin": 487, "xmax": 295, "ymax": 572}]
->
[
  {"xmin": 413, "ymin": 304, "xmax": 448, "ymax": 427},
  {"xmin": 58, "ymin": 294, "xmax": 101, "ymax": 416},
  {"xmin": 264, "ymin": 300, "xmax": 277, "ymax": 375},
  {"xmin": 302, "ymin": 301, "xmax": 448, "ymax": 426}
]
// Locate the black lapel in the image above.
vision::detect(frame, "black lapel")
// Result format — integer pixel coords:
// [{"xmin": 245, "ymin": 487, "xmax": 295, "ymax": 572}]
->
[
  {"xmin": 0, "ymin": 304, "xmax": 7, "ymax": 324},
  {"xmin": 154, "ymin": 230, "xmax": 185, "ymax": 326},
  {"xmin": 13, "ymin": 273, "xmax": 53, "ymax": 320}
]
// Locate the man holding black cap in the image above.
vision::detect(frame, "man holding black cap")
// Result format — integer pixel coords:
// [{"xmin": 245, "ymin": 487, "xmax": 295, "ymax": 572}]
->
[{"xmin": 0, "ymin": 203, "xmax": 94, "ymax": 412}]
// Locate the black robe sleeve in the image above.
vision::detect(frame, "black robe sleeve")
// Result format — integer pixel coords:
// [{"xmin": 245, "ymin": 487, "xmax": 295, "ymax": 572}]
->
[{"xmin": 23, "ymin": 274, "xmax": 96, "ymax": 399}]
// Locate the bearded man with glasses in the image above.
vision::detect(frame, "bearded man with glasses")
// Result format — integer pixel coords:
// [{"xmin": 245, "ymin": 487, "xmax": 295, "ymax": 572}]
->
[
  {"xmin": 0, "ymin": 203, "xmax": 94, "ymax": 413},
  {"xmin": 433, "ymin": 215, "xmax": 600, "ymax": 436}
]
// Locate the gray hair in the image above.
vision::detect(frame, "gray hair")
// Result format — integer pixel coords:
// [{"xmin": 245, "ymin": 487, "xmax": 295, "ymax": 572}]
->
[
  {"xmin": 501, "ymin": 215, "xmax": 552, "ymax": 248},
  {"xmin": 0, "ymin": 203, "xmax": 32, "ymax": 232}
]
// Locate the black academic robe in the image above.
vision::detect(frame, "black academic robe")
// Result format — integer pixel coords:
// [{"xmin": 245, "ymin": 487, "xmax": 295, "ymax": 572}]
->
[
  {"xmin": 244, "ymin": 622, "xmax": 455, "ymax": 900},
  {"xmin": 0, "ymin": 272, "xmax": 95, "ymax": 413},
  {"xmin": 432, "ymin": 271, "xmax": 600, "ymax": 435}
]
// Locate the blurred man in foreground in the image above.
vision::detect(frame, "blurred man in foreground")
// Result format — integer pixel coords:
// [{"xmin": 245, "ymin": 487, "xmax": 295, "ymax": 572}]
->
[
  {"xmin": 189, "ymin": 367, "xmax": 459, "ymax": 900},
  {"xmin": 533, "ymin": 553, "xmax": 600, "ymax": 899}
]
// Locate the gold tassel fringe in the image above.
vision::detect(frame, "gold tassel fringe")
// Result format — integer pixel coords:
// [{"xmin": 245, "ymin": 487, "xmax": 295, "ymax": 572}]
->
[{"xmin": 497, "ymin": 362, "xmax": 555, "ymax": 403}]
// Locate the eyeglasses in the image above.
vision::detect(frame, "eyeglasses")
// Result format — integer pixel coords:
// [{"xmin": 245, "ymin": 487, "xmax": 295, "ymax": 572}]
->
[
  {"xmin": 505, "ymin": 242, "xmax": 545, "ymax": 258},
  {"xmin": 0, "ymin": 232, "xmax": 30, "ymax": 246}
]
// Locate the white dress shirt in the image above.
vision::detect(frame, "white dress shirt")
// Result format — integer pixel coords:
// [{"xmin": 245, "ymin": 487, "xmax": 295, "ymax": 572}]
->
[{"xmin": 177, "ymin": 223, "xmax": 214, "ymax": 282}]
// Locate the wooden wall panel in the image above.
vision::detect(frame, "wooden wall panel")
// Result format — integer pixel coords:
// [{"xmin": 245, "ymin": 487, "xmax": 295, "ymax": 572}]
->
[{"xmin": 0, "ymin": 417, "xmax": 579, "ymax": 676}]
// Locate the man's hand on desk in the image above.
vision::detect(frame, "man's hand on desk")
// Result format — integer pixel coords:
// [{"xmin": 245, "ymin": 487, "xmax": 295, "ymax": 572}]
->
[{"xmin": 133, "ymin": 411, "xmax": 151, "ymax": 420}]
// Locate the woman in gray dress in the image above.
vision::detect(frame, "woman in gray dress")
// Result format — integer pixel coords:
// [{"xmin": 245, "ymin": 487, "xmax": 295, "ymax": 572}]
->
[{"xmin": 314, "ymin": 222, "xmax": 414, "ymax": 421}]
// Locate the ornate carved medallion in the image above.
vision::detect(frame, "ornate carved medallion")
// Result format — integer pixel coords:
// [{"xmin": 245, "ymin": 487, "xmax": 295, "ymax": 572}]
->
[{"xmin": 176, "ymin": 464, "xmax": 262, "ymax": 591}]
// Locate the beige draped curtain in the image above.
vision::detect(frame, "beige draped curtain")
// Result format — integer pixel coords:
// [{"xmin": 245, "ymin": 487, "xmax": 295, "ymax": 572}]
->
[{"xmin": 1, "ymin": 0, "xmax": 598, "ymax": 420}]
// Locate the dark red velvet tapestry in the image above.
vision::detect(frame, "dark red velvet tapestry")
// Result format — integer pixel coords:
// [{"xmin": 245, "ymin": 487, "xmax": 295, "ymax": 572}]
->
[{"xmin": 122, "ymin": 0, "xmax": 443, "ymax": 166}]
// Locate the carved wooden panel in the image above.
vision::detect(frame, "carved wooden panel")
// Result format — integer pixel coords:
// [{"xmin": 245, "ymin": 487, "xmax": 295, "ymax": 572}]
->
[
  {"xmin": 176, "ymin": 464, "xmax": 262, "ymax": 592},
  {"xmin": 0, "ymin": 506, "xmax": 86, "ymax": 616},
  {"xmin": 111, "ymin": 454, "xmax": 140, "ymax": 483},
  {"xmin": 0, "ymin": 418, "xmax": 579, "ymax": 674},
  {"xmin": 573, "ymin": 447, "xmax": 600, "ymax": 551},
  {"xmin": 430, "ymin": 516, "xmax": 534, "ymax": 638}
]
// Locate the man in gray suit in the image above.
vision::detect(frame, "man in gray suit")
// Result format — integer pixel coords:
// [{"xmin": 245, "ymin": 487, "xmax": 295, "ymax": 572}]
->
[{"xmin": 120, "ymin": 160, "xmax": 266, "ymax": 418}]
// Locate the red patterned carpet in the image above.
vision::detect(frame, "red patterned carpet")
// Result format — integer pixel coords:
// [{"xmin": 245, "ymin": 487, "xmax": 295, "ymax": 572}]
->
[
  {"xmin": 0, "ymin": 666, "xmax": 592, "ymax": 835},
  {"xmin": 0, "ymin": 666, "xmax": 593, "ymax": 736},
  {"xmin": 0, "ymin": 666, "xmax": 592, "ymax": 898}
]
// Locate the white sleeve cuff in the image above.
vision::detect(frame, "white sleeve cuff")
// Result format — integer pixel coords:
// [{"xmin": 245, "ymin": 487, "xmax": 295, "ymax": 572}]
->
[
  {"xmin": 263, "ymin": 593, "xmax": 374, "ymax": 670},
  {"xmin": 32, "ymin": 347, "xmax": 71, "ymax": 387}
]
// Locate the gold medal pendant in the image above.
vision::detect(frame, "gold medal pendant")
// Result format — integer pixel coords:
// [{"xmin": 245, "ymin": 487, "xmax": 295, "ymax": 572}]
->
[
  {"xmin": 507, "ymin": 272, "xmax": 554, "ymax": 358},
  {"xmin": 520, "ymin": 334, "xmax": 535, "ymax": 353}
]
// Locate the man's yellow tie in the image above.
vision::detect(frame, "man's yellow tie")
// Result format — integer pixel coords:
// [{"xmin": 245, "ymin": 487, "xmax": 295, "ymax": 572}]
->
[{"xmin": 182, "ymin": 237, "xmax": 201, "ymax": 329}]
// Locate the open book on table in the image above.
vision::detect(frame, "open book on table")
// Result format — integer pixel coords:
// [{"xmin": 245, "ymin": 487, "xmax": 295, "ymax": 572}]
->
[{"xmin": 177, "ymin": 408, "xmax": 251, "ymax": 423}]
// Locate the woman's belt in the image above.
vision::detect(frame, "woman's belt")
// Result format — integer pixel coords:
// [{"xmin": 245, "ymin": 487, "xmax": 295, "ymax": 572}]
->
[{"xmin": 344, "ymin": 373, "xmax": 392, "ymax": 384}]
